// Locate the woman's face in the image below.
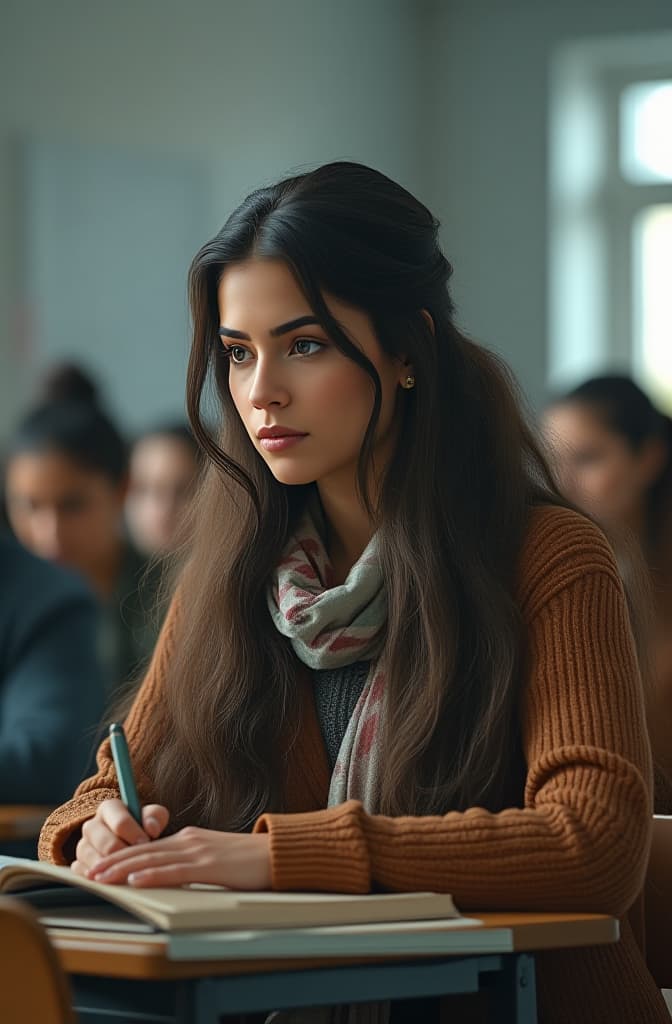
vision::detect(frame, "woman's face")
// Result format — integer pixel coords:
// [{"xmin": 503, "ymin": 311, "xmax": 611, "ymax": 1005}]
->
[
  {"xmin": 5, "ymin": 450, "xmax": 126, "ymax": 578},
  {"xmin": 126, "ymin": 436, "xmax": 197, "ymax": 555},
  {"xmin": 217, "ymin": 259, "xmax": 408, "ymax": 493},
  {"xmin": 542, "ymin": 402, "xmax": 656, "ymax": 527}
]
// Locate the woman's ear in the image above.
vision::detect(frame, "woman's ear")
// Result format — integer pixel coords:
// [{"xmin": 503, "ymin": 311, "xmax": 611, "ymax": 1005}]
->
[
  {"xmin": 396, "ymin": 310, "xmax": 432, "ymax": 390},
  {"xmin": 421, "ymin": 309, "xmax": 435, "ymax": 335}
]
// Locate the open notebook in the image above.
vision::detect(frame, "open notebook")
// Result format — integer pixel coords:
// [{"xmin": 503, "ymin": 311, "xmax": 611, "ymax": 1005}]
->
[{"xmin": 0, "ymin": 857, "xmax": 461, "ymax": 936}]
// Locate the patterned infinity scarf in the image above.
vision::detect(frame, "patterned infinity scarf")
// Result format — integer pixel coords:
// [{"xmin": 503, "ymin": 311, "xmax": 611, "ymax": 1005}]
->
[
  {"xmin": 268, "ymin": 507, "xmax": 387, "ymax": 814},
  {"xmin": 267, "ymin": 508, "xmax": 391, "ymax": 1023}
]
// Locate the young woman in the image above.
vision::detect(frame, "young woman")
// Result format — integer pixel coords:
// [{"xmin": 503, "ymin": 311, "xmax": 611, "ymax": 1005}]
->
[
  {"xmin": 544, "ymin": 375, "xmax": 672, "ymax": 799},
  {"xmin": 125, "ymin": 423, "xmax": 200, "ymax": 557},
  {"xmin": 5, "ymin": 385, "xmax": 159, "ymax": 693},
  {"xmin": 39, "ymin": 163, "xmax": 667, "ymax": 1022}
]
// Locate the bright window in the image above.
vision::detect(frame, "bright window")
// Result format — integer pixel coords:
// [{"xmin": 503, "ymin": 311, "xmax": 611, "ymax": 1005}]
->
[
  {"xmin": 621, "ymin": 81, "xmax": 672, "ymax": 184},
  {"xmin": 549, "ymin": 40, "xmax": 672, "ymax": 411},
  {"xmin": 633, "ymin": 204, "xmax": 672, "ymax": 409}
]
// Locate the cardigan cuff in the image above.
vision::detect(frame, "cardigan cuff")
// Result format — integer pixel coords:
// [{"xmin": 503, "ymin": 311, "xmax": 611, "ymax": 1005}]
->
[
  {"xmin": 38, "ymin": 788, "xmax": 120, "ymax": 865},
  {"xmin": 253, "ymin": 799, "xmax": 371, "ymax": 893}
]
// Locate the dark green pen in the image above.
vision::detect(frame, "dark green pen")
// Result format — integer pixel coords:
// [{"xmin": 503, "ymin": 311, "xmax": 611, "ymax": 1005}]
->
[{"xmin": 109, "ymin": 723, "xmax": 143, "ymax": 825}]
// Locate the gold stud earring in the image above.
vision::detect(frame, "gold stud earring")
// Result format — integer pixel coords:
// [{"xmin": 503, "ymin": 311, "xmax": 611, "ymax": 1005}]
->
[{"xmin": 401, "ymin": 375, "xmax": 416, "ymax": 390}]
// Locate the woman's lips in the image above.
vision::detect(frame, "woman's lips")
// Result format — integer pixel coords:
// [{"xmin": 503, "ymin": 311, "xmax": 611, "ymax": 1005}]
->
[{"xmin": 259, "ymin": 434, "xmax": 308, "ymax": 452}]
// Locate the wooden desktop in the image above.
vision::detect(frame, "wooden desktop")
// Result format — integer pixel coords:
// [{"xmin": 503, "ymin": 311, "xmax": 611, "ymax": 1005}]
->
[{"xmin": 0, "ymin": 806, "xmax": 52, "ymax": 843}]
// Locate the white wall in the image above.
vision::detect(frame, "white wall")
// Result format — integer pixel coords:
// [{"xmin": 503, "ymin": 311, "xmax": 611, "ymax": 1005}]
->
[
  {"xmin": 0, "ymin": 0, "xmax": 427, "ymax": 437},
  {"xmin": 424, "ymin": 0, "xmax": 672, "ymax": 409}
]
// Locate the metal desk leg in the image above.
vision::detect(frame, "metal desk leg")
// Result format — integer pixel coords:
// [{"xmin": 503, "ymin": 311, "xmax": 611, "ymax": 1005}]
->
[{"xmin": 484, "ymin": 953, "xmax": 537, "ymax": 1024}]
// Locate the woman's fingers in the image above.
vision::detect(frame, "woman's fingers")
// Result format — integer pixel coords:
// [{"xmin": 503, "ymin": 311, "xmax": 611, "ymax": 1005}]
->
[
  {"xmin": 126, "ymin": 864, "xmax": 193, "ymax": 887},
  {"xmin": 88, "ymin": 832, "xmax": 189, "ymax": 880},
  {"xmin": 86, "ymin": 828, "xmax": 272, "ymax": 890},
  {"xmin": 80, "ymin": 817, "xmax": 129, "ymax": 860},
  {"xmin": 98, "ymin": 798, "xmax": 151, "ymax": 845},
  {"xmin": 75, "ymin": 835, "xmax": 96, "ymax": 869},
  {"xmin": 71, "ymin": 801, "xmax": 172, "ymax": 878},
  {"xmin": 141, "ymin": 804, "xmax": 170, "ymax": 839},
  {"xmin": 91, "ymin": 847, "xmax": 192, "ymax": 884},
  {"xmin": 72, "ymin": 799, "xmax": 171, "ymax": 875},
  {"xmin": 71, "ymin": 858, "xmax": 88, "ymax": 876}
]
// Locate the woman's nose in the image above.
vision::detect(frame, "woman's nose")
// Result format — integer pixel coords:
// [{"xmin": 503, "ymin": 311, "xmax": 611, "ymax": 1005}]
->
[{"xmin": 248, "ymin": 360, "xmax": 291, "ymax": 410}]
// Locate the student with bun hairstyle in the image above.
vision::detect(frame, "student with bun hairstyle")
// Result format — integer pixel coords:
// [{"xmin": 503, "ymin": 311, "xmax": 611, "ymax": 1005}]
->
[
  {"xmin": 35, "ymin": 362, "xmax": 100, "ymax": 407},
  {"xmin": 40, "ymin": 163, "xmax": 667, "ymax": 1022},
  {"xmin": 5, "ymin": 368, "xmax": 159, "ymax": 693}
]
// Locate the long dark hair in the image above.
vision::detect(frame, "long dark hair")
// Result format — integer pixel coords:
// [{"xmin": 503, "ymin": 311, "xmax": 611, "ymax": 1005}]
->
[
  {"xmin": 150, "ymin": 161, "xmax": 568, "ymax": 830},
  {"xmin": 555, "ymin": 375, "xmax": 672, "ymax": 561}
]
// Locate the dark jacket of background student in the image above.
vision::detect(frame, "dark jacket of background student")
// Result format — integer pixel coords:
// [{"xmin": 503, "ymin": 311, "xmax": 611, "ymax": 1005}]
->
[{"xmin": 0, "ymin": 536, "xmax": 105, "ymax": 813}]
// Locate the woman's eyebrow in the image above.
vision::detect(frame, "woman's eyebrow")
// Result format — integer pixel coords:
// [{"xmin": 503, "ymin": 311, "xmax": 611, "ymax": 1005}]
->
[{"xmin": 218, "ymin": 315, "xmax": 320, "ymax": 341}]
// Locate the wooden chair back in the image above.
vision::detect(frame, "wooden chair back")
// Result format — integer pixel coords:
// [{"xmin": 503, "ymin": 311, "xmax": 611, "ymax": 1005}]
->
[{"xmin": 0, "ymin": 895, "xmax": 75, "ymax": 1023}]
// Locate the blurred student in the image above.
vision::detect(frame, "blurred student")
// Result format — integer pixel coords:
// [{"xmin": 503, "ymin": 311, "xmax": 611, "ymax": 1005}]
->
[
  {"xmin": 544, "ymin": 375, "xmax": 672, "ymax": 787},
  {"xmin": 4, "ymin": 387, "xmax": 159, "ymax": 695},
  {"xmin": 125, "ymin": 424, "xmax": 199, "ymax": 557},
  {"xmin": 0, "ymin": 535, "xmax": 104, "ymax": 847}
]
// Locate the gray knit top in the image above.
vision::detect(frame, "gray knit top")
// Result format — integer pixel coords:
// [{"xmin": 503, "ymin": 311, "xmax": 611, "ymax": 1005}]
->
[{"xmin": 312, "ymin": 660, "xmax": 370, "ymax": 770}]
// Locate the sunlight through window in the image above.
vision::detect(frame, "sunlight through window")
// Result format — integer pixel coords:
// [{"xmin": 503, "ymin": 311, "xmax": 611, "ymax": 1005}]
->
[
  {"xmin": 633, "ymin": 204, "xmax": 672, "ymax": 411},
  {"xmin": 621, "ymin": 81, "xmax": 672, "ymax": 184}
]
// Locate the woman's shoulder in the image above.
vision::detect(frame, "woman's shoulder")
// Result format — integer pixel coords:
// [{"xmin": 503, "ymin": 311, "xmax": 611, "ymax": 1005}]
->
[{"xmin": 516, "ymin": 503, "xmax": 622, "ymax": 621}]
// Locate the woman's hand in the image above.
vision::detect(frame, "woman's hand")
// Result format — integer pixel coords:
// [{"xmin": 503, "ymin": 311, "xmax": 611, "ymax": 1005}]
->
[
  {"xmin": 71, "ymin": 798, "xmax": 169, "ymax": 876},
  {"xmin": 85, "ymin": 827, "xmax": 272, "ymax": 890}
]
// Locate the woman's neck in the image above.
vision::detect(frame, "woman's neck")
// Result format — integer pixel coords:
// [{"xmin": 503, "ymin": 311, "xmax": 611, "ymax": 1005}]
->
[{"xmin": 317, "ymin": 481, "xmax": 374, "ymax": 586}]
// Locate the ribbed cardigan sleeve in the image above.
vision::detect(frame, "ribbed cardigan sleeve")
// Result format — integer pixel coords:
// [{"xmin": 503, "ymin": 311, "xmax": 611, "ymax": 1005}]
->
[
  {"xmin": 254, "ymin": 510, "xmax": 654, "ymax": 917},
  {"xmin": 38, "ymin": 594, "xmax": 180, "ymax": 864}
]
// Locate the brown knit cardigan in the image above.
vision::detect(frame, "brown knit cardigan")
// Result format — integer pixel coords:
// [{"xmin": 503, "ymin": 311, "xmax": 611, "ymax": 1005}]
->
[{"xmin": 39, "ymin": 507, "xmax": 669, "ymax": 1023}]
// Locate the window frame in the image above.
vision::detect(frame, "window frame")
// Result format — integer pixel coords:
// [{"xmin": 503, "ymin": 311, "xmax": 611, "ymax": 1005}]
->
[{"xmin": 548, "ymin": 36, "xmax": 672, "ymax": 399}]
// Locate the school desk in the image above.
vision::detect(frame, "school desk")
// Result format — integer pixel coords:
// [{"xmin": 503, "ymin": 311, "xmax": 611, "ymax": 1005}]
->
[
  {"xmin": 49, "ymin": 910, "xmax": 618, "ymax": 1023},
  {"xmin": 0, "ymin": 805, "xmax": 52, "ymax": 842}
]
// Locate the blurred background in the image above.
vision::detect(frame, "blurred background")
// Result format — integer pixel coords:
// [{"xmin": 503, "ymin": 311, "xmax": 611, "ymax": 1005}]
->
[{"xmin": 1, "ymin": 0, "xmax": 671, "ymax": 435}]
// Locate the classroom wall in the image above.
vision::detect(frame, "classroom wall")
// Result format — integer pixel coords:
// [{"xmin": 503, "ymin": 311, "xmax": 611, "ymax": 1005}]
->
[
  {"xmin": 0, "ymin": 0, "xmax": 427, "ymax": 437},
  {"xmin": 2, "ymin": 0, "xmax": 672, "ymax": 436},
  {"xmin": 423, "ymin": 0, "xmax": 672, "ymax": 410}
]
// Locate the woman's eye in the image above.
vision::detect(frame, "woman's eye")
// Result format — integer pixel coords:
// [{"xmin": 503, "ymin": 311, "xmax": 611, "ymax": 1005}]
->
[
  {"xmin": 226, "ymin": 345, "xmax": 250, "ymax": 364},
  {"xmin": 292, "ymin": 338, "xmax": 324, "ymax": 356}
]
